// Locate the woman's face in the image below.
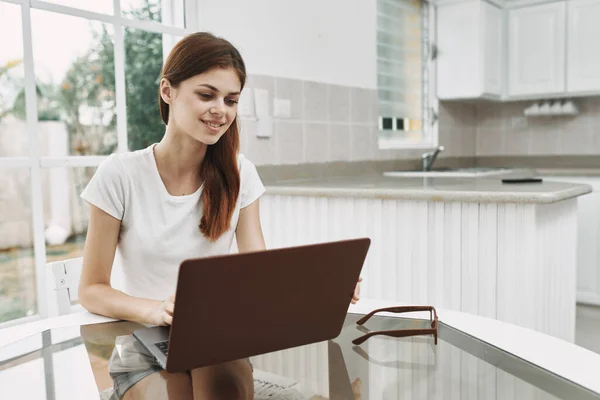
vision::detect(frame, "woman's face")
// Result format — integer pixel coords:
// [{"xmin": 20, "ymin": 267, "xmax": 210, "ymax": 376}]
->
[{"xmin": 161, "ymin": 67, "xmax": 241, "ymax": 145}]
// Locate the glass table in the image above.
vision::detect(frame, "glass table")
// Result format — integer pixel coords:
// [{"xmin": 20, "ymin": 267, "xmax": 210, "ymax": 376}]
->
[{"xmin": 1, "ymin": 313, "xmax": 598, "ymax": 400}]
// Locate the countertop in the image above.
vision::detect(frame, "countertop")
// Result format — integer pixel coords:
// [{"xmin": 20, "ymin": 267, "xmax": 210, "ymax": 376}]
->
[
  {"xmin": 534, "ymin": 168, "xmax": 600, "ymax": 177},
  {"xmin": 263, "ymin": 170, "xmax": 592, "ymax": 204}
]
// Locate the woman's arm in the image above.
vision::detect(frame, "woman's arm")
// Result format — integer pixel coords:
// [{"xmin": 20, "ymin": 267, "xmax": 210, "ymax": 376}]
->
[
  {"xmin": 235, "ymin": 199, "xmax": 266, "ymax": 253},
  {"xmin": 78, "ymin": 205, "xmax": 172, "ymax": 325}
]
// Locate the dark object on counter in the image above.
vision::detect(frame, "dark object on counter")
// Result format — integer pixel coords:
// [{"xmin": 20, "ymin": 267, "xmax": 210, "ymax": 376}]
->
[
  {"xmin": 501, "ymin": 177, "xmax": 543, "ymax": 184},
  {"xmin": 352, "ymin": 305, "xmax": 438, "ymax": 346}
]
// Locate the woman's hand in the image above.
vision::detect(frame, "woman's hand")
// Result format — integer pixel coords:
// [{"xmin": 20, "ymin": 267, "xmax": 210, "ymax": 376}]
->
[
  {"xmin": 148, "ymin": 294, "xmax": 175, "ymax": 326},
  {"xmin": 351, "ymin": 277, "xmax": 363, "ymax": 304}
]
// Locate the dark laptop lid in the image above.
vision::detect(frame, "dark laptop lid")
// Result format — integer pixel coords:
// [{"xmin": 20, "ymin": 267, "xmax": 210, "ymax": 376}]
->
[{"xmin": 165, "ymin": 238, "xmax": 371, "ymax": 372}]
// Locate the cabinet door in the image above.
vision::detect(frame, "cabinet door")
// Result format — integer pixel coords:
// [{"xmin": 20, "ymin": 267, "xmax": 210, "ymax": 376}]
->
[
  {"xmin": 482, "ymin": 2, "xmax": 503, "ymax": 95},
  {"xmin": 508, "ymin": 2, "xmax": 566, "ymax": 97},
  {"xmin": 543, "ymin": 176, "xmax": 600, "ymax": 306},
  {"xmin": 575, "ymin": 190, "xmax": 600, "ymax": 305},
  {"xmin": 567, "ymin": 0, "xmax": 600, "ymax": 93},
  {"xmin": 436, "ymin": 1, "xmax": 481, "ymax": 99},
  {"xmin": 436, "ymin": 0, "xmax": 503, "ymax": 99}
]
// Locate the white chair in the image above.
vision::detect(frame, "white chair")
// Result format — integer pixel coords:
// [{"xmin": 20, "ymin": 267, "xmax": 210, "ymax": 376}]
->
[
  {"xmin": 47, "ymin": 257, "xmax": 83, "ymax": 316},
  {"xmin": 47, "ymin": 257, "xmax": 116, "ymax": 399}
]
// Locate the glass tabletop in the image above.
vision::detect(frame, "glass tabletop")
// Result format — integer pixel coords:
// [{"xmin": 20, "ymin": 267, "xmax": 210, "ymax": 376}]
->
[{"xmin": 0, "ymin": 313, "xmax": 598, "ymax": 400}]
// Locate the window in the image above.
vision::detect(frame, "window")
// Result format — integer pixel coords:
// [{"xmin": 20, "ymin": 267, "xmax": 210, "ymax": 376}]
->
[
  {"xmin": 376, "ymin": 0, "xmax": 438, "ymax": 149},
  {"xmin": 0, "ymin": 167, "xmax": 35, "ymax": 322},
  {"xmin": 0, "ymin": 0, "xmax": 194, "ymax": 326}
]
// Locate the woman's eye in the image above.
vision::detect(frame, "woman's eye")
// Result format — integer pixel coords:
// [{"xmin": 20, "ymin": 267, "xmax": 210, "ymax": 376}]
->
[
  {"xmin": 197, "ymin": 93, "xmax": 212, "ymax": 99},
  {"xmin": 226, "ymin": 98, "xmax": 239, "ymax": 105}
]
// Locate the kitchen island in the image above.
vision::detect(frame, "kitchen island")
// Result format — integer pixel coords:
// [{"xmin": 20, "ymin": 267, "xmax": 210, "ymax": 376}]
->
[{"xmin": 256, "ymin": 173, "xmax": 591, "ymax": 342}]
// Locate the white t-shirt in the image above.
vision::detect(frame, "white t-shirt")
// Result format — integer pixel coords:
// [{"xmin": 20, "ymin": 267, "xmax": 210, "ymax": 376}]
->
[{"xmin": 80, "ymin": 143, "xmax": 266, "ymax": 301}]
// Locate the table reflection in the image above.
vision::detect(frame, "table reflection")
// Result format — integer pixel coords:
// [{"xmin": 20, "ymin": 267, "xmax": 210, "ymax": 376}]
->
[{"xmin": 1, "ymin": 314, "xmax": 597, "ymax": 399}]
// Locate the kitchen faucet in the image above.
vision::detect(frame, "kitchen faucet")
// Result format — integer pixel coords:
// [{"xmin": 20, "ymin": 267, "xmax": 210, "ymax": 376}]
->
[{"xmin": 421, "ymin": 146, "xmax": 444, "ymax": 171}]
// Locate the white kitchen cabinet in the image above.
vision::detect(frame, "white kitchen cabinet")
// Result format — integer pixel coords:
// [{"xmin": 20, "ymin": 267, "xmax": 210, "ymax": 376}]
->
[
  {"xmin": 436, "ymin": 0, "xmax": 503, "ymax": 100},
  {"xmin": 507, "ymin": 1, "xmax": 566, "ymax": 97},
  {"xmin": 567, "ymin": 0, "xmax": 600, "ymax": 93},
  {"xmin": 542, "ymin": 176, "xmax": 600, "ymax": 306}
]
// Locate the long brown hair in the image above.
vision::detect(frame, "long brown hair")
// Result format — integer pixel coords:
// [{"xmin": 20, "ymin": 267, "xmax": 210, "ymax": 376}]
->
[{"xmin": 158, "ymin": 32, "xmax": 245, "ymax": 241}]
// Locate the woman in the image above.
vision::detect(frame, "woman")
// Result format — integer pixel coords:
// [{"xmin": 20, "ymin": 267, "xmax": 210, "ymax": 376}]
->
[{"xmin": 79, "ymin": 32, "xmax": 361, "ymax": 399}]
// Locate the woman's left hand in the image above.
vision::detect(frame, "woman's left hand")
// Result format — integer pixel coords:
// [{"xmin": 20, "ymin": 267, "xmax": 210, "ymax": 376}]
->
[{"xmin": 351, "ymin": 277, "xmax": 362, "ymax": 304}]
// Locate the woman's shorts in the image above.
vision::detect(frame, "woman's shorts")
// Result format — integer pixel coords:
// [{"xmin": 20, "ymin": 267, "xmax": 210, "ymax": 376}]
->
[
  {"xmin": 109, "ymin": 366, "xmax": 163, "ymax": 400},
  {"xmin": 107, "ymin": 335, "xmax": 253, "ymax": 400}
]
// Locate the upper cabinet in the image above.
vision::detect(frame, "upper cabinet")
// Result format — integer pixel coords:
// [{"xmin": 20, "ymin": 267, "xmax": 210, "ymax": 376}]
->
[
  {"xmin": 435, "ymin": 0, "xmax": 600, "ymax": 101},
  {"xmin": 483, "ymin": 2, "xmax": 504, "ymax": 95},
  {"xmin": 507, "ymin": 2, "xmax": 566, "ymax": 97},
  {"xmin": 436, "ymin": 0, "xmax": 503, "ymax": 100},
  {"xmin": 567, "ymin": 0, "xmax": 600, "ymax": 93}
]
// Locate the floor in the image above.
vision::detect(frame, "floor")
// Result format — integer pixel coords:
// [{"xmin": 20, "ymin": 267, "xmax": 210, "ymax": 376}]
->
[{"xmin": 575, "ymin": 304, "xmax": 600, "ymax": 354}]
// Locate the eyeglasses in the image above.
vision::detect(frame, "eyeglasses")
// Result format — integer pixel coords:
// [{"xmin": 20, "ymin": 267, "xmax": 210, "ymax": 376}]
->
[{"xmin": 352, "ymin": 305, "xmax": 438, "ymax": 346}]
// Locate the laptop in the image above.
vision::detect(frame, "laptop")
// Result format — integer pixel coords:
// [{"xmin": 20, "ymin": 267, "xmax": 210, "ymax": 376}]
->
[{"xmin": 133, "ymin": 237, "xmax": 371, "ymax": 372}]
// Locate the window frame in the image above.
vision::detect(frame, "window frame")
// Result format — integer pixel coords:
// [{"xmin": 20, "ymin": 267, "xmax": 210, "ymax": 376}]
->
[
  {"xmin": 0, "ymin": 0, "xmax": 196, "ymax": 326},
  {"xmin": 377, "ymin": 0, "xmax": 439, "ymax": 150}
]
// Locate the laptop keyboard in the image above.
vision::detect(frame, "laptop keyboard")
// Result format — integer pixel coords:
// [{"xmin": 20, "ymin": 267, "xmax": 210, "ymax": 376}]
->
[{"xmin": 155, "ymin": 340, "xmax": 169, "ymax": 356}]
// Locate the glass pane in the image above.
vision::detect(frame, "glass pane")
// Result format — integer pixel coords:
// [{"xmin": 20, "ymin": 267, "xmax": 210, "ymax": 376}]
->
[
  {"xmin": 121, "ymin": 0, "xmax": 185, "ymax": 28},
  {"xmin": 0, "ymin": 358, "xmax": 46, "ymax": 399},
  {"xmin": 2, "ymin": 319, "xmax": 598, "ymax": 400},
  {"xmin": 43, "ymin": 167, "xmax": 96, "ymax": 264},
  {"xmin": 0, "ymin": 3, "xmax": 28, "ymax": 157},
  {"xmin": 43, "ymin": 0, "xmax": 113, "ymax": 15},
  {"xmin": 376, "ymin": 0, "xmax": 426, "ymax": 144},
  {"xmin": 125, "ymin": 29, "xmax": 181, "ymax": 151},
  {"xmin": 53, "ymin": 344, "xmax": 97, "ymax": 398},
  {"xmin": 31, "ymin": 10, "xmax": 117, "ymax": 156},
  {"xmin": 0, "ymin": 168, "xmax": 35, "ymax": 323}
]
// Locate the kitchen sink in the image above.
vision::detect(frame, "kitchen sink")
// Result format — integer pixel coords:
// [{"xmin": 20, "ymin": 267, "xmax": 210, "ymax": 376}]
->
[{"xmin": 383, "ymin": 167, "xmax": 513, "ymax": 178}]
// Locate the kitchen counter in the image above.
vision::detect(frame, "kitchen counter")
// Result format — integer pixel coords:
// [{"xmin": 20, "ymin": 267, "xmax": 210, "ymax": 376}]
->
[
  {"xmin": 534, "ymin": 168, "xmax": 600, "ymax": 177},
  {"xmin": 263, "ymin": 172, "xmax": 592, "ymax": 204},
  {"xmin": 259, "ymin": 169, "xmax": 584, "ymax": 342},
  {"xmin": 256, "ymin": 163, "xmax": 596, "ymax": 340}
]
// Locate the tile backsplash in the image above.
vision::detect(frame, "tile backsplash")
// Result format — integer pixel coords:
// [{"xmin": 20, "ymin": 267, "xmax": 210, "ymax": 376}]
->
[
  {"xmin": 437, "ymin": 102, "xmax": 477, "ymax": 158},
  {"xmin": 240, "ymin": 75, "xmax": 600, "ymax": 166},
  {"xmin": 476, "ymin": 98, "xmax": 600, "ymax": 156},
  {"xmin": 439, "ymin": 97, "xmax": 600, "ymax": 157},
  {"xmin": 242, "ymin": 75, "xmax": 594, "ymax": 167},
  {"xmin": 240, "ymin": 74, "xmax": 432, "ymax": 166}
]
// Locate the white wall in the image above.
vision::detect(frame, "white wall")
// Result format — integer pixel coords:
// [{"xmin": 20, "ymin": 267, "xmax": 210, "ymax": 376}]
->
[{"xmin": 197, "ymin": 0, "xmax": 377, "ymax": 89}]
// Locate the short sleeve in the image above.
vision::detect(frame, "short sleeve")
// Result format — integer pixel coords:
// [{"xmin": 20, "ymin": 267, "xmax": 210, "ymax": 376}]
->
[
  {"xmin": 81, "ymin": 154, "xmax": 126, "ymax": 220},
  {"xmin": 239, "ymin": 154, "xmax": 266, "ymax": 208}
]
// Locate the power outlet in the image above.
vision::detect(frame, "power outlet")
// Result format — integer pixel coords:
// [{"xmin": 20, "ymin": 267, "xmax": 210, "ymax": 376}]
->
[
  {"xmin": 256, "ymin": 116, "xmax": 273, "ymax": 138},
  {"xmin": 510, "ymin": 116, "xmax": 528, "ymax": 129},
  {"xmin": 253, "ymin": 89, "xmax": 273, "ymax": 138}
]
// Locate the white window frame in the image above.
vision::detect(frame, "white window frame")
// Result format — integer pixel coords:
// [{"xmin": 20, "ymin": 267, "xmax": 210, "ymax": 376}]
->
[
  {"xmin": 377, "ymin": 1, "xmax": 439, "ymax": 150},
  {"xmin": 0, "ymin": 0, "xmax": 196, "ymax": 328}
]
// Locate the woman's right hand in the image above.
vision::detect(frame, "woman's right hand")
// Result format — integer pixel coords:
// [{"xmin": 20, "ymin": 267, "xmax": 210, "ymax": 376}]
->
[{"xmin": 148, "ymin": 294, "xmax": 175, "ymax": 326}]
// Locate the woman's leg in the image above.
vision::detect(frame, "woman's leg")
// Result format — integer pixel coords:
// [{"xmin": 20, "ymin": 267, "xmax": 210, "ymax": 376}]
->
[
  {"xmin": 190, "ymin": 359, "xmax": 254, "ymax": 400},
  {"xmin": 121, "ymin": 370, "xmax": 194, "ymax": 400}
]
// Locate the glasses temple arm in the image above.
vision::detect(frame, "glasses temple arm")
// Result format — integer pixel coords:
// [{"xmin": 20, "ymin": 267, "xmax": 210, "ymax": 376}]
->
[
  {"xmin": 356, "ymin": 306, "xmax": 438, "ymax": 325},
  {"xmin": 352, "ymin": 328, "xmax": 437, "ymax": 345}
]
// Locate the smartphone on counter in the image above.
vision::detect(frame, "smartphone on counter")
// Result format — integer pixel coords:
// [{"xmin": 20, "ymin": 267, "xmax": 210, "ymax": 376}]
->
[{"xmin": 501, "ymin": 177, "xmax": 543, "ymax": 184}]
